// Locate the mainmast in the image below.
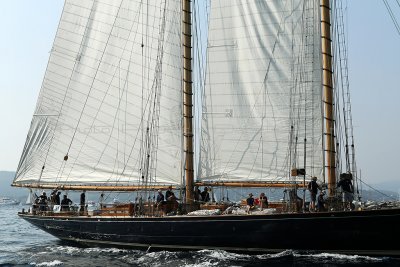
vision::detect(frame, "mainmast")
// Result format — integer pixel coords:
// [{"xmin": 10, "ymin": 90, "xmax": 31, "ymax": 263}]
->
[
  {"xmin": 320, "ymin": 0, "xmax": 336, "ymax": 196},
  {"xmin": 182, "ymin": 0, "xmax": 194, "ymax": 204}
]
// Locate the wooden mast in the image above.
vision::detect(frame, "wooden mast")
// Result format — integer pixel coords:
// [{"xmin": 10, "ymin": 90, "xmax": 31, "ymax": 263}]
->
[
  {"xmin": 182, "ymin": 0, "xmax": 194, "ymax": 204},
  {"xmin": 321, "ymin": 0, "xmax": 336, "ymax": 196}
]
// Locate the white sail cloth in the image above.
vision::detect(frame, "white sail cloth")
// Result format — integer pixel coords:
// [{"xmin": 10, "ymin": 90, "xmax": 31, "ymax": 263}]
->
[
  {"xmin": 199, "ymin": 0, "xmax": 324, "ymax": 182},
  {"xmin": 14, "ymin": 0, "xmax": 183, "ymax": 187}
]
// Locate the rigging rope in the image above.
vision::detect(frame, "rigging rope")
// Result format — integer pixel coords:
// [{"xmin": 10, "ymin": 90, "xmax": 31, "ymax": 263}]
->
[{"xmin": 383, "ymin": 0, "xmax": 400, "ymax": 36}]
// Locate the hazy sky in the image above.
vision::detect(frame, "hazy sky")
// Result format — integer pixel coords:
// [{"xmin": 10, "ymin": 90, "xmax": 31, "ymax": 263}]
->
[{"xmin": 0, "ymin": 1, "xmax": 399, "ymax": 187}]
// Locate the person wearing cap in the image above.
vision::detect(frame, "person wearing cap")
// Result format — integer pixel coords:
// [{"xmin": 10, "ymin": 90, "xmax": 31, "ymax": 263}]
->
[
  {"xmin": 246, "ymin": 193, "xmax": 255, "ymax": 213},
  {"xmin": 307, "ymin": 176, "xmax": 321, "ymax": 212}
]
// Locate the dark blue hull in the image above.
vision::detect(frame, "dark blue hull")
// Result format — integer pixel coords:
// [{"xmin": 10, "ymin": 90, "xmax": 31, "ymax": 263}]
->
[{"xmin": 19, "ymin": 208, "xmax": 400, "ymax": 255}]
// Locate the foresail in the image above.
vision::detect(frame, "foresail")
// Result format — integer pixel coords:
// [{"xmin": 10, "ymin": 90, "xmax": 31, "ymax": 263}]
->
[
  {"xmin": 199, "ymin": 0, "xmax": 324, "ymax": 183},
  {"xmin": 14, "ymin": 0, "xmax": 183, "ymax": 188}
]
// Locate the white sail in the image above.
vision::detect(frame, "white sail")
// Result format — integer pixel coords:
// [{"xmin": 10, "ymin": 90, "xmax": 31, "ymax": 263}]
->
[
  {"xmin": 14, "ymin": 0, "xmax": 183, "ymax": 187},
  {"xmin": 199, "ymin": 0, "xmax": 324, "ymax": 182},
  {"xmin": 25, "ymin": 189, "xmax": 32, "ymax": 205}
]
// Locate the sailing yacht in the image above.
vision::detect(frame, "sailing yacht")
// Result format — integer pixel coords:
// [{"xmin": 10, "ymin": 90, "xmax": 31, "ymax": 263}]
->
[
  {"xmin": 0, "ymin": 197, "xmax": 20, "ymax": 206},
  {"xmin": 13, "ymin": 0, "xmax": 400, "ymax": 255}
]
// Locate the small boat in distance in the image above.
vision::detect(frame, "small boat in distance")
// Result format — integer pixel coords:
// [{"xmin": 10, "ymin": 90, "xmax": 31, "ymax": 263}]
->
[{"xmin": 0, "ymin": 197, "xmax": 20, "ymax": 206}]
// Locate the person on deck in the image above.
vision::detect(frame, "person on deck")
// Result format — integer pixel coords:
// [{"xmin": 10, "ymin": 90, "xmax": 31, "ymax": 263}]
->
[
  {"xmin": 317, "ymin": 190, "xmax": 326, "ymax": 212},
  {"xmin": 61, "ymin": 195, "xmax": 73, "ymax": 212},
  {"xmin": 156, "ymin": 190, "xmax": 165, "ymax": 206},
  {"xmin": 80, "ymin": 190, "xmax": 86, "ymax": 213},
  {"xmin": 194, "ymin": 186, "xmax": 201, "ymax": 202},
  {"xmin": 246, "ymin": 193, "xmax": 255, "ymax": 213},
  {"xmin": 99, "ymin": 193, "xmax": 105, "ymax": 208},
  {"xmin": 50, "ymin": 190, "xmax": 57, "ymax": 205},
  {"xmin": 38, "ymin": 192, "xmax": 48, "ymax": 211},
  {"xmin": 55, "ymin": 191, "xmax": 61, "ymax": 205},
  {"xmin": 165, "ymin": 186, "xmax": 173, "ymax": 200},
  {"xmin": 33, "ymin": 195, "xmax": 40, "ymax": 212},
  {"xmin": 337, "ymin": 174, "xmax": 354, "ymax": 211},
  {"xmin": 201, "ymin": 187, "xmax": 210, "ymax": 202},
  {"xmin": 259, "ymin": 192, "xmax": 268, "ymax": 210},
  {"xmin": 166, "ymin": 192, "xmax": 179, "ymax": 214},
  {"xmin": 308, "ymin": 176, "xmax": 321, "ymax": 212}
]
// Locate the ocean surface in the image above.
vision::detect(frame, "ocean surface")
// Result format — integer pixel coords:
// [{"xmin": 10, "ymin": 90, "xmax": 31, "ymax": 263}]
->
[{"xmin": 1, "ymin": 205, "xmax": 399, "ymax": 267}]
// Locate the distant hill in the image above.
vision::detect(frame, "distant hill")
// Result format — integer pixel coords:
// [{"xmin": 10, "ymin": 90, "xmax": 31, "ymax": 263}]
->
[{"xmin": 368, "ymin": 180, "xmax": 400, "ymax": 193}]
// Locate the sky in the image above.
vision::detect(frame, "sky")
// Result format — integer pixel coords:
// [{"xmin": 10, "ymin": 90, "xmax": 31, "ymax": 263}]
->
[{"xmin": 0, "ymin": 1, "xmax": 399, "ymax": 188}]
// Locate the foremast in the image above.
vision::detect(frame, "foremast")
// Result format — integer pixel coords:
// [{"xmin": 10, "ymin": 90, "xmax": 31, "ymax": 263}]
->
[
  {"xmin": 321, "ymin": 0, "xmax": 336, "ymax": 196},
  {"xmin": 182, "ymin": 0, "xmax": 194, "ymax": 204}
]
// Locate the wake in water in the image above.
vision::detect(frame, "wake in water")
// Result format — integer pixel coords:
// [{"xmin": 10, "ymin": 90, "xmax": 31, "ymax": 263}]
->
[{"xmin": 2, "ymin": 245, "xmax": 397, "ymax": 267}]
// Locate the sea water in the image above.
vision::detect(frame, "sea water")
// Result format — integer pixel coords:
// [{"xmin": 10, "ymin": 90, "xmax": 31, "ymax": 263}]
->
[{"xmin": 0, "ymin": 205, "xmax": 398, "ymax": 267}]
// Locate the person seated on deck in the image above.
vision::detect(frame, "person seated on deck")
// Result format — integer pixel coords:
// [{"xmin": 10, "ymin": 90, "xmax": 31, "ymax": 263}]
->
[
  {"xmin": 201, "ymin": 187, "xmax": 210, "ymax": 202},
  {"xmin": 246, "ymin": 193, "xmax": 255, "ymax": 213},
  {"xmin": 165, "ymin": 192, "xmax": 179, "ymax": 214},
  {"xmin": 60, "ymin": 195, "xmax": 73, "ymax": 212},
  {"xmin": 317, "ymin": 190, "xmax": 326, "ymax": 212},
  {"xmin": 259, "ymin": 192, "xmax": 268, "ymax": 210},
  {"xmin": 288, "ymin": 189, "xmax": 303, "ymax": 211}
]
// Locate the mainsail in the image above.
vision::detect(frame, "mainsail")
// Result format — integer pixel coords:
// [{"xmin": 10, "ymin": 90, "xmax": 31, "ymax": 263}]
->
[
  {"xmin": 199, "ymin": 0, "xmax": 324, "ymax": 183},
  {"xmin": 14, "ymin": 0, "xmax": 183, "ymax": 188}
]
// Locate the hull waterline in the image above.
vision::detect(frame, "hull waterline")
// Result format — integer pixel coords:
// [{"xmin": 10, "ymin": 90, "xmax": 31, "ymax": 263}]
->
[{"xmin": 19, "ymin": 208, "xmax": 400, "ymax": 256}]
